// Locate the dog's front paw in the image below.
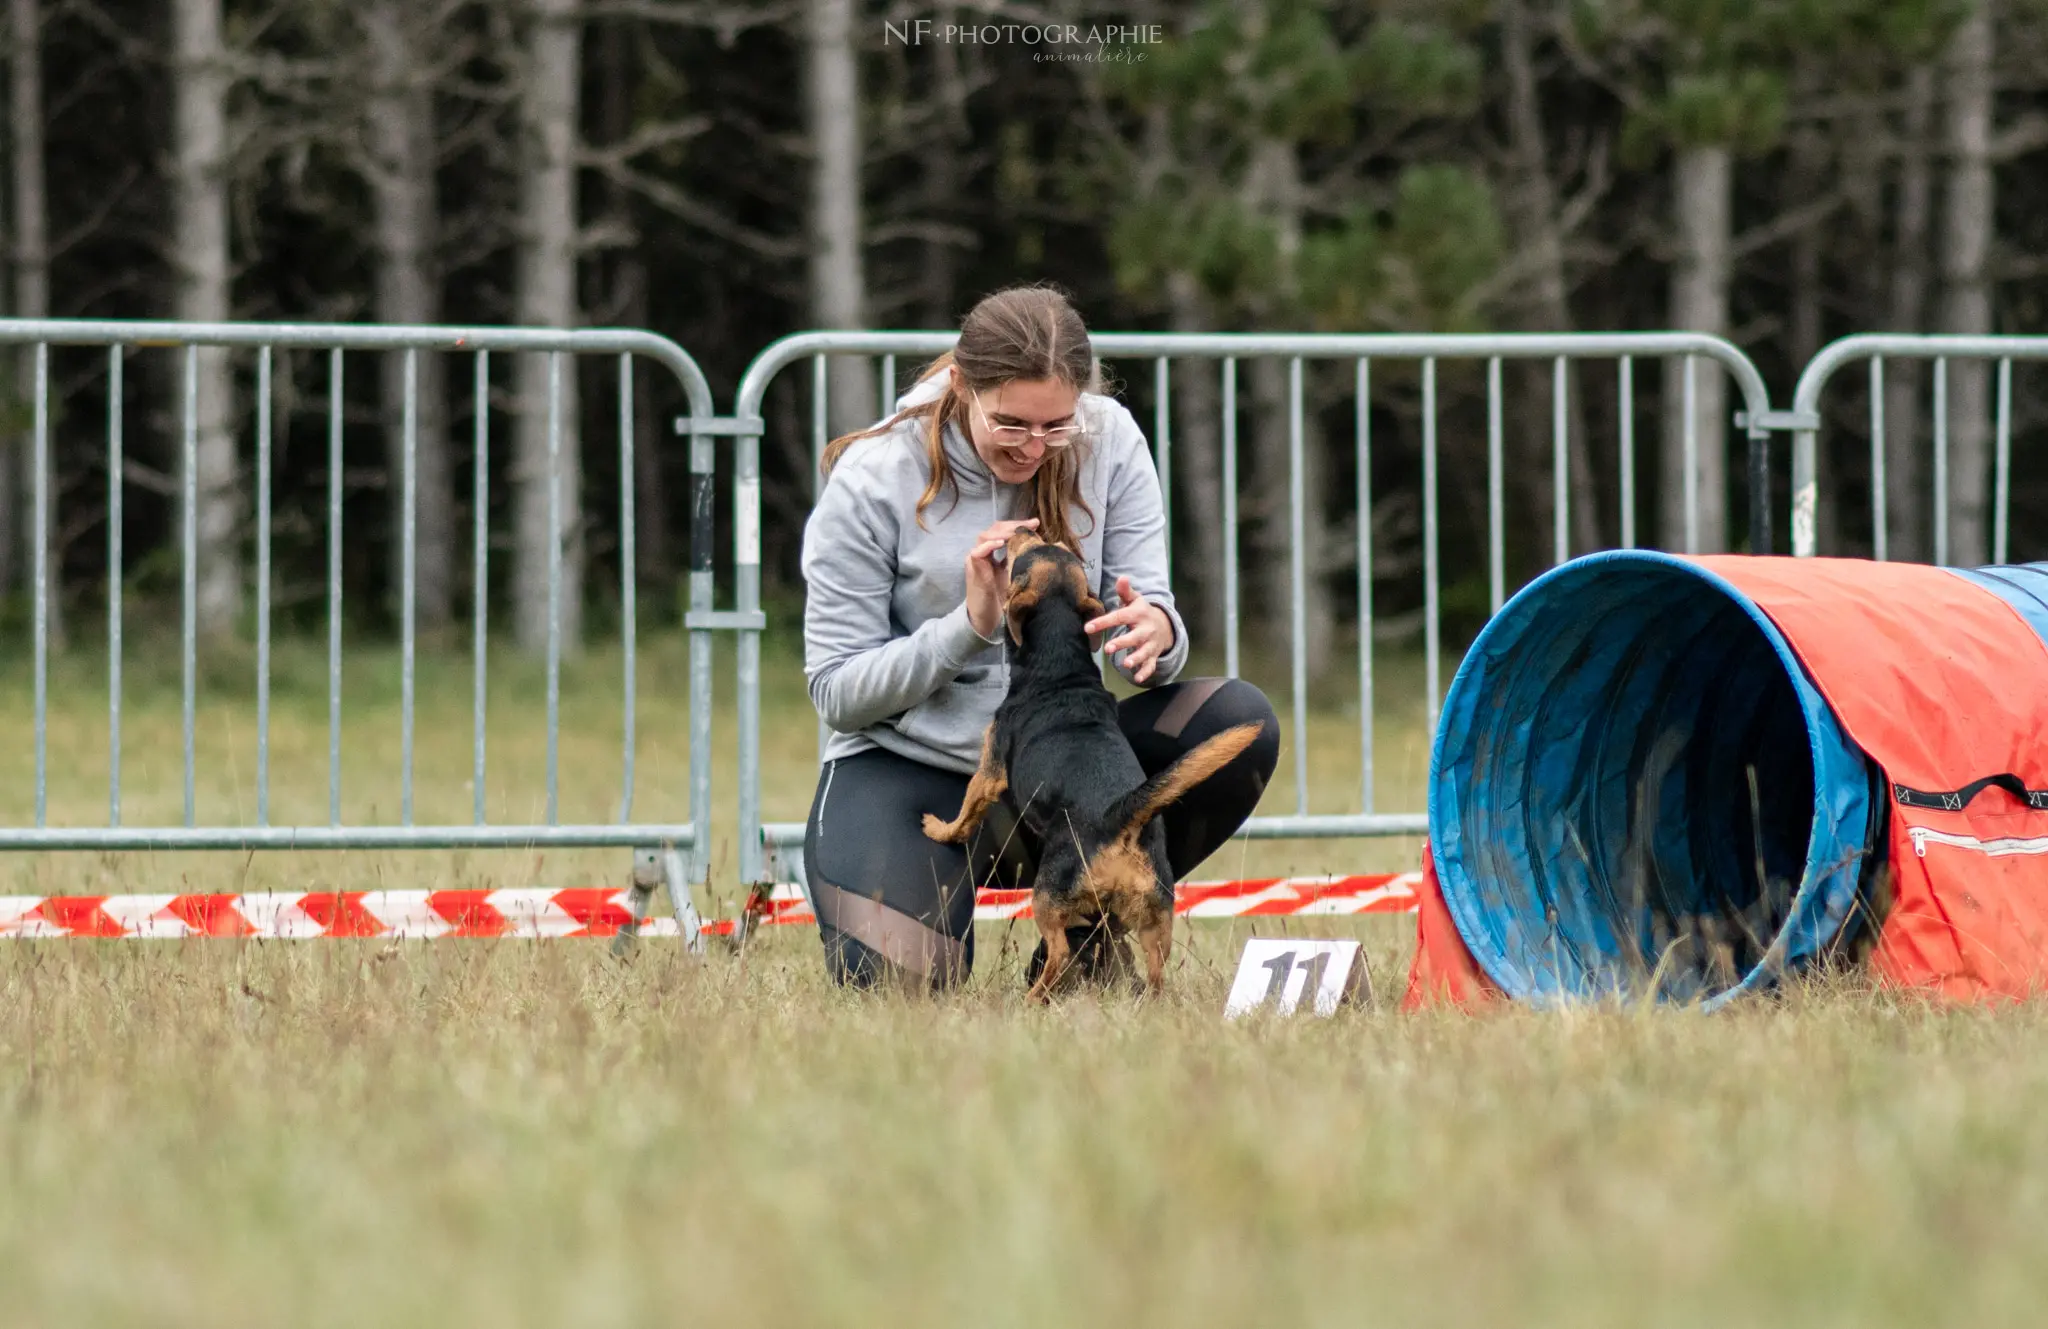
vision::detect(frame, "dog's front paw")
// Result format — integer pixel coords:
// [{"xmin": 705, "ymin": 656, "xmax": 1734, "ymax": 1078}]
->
[{"xmin": 921, "ymin": 813, "xmax": 957, "ymax": 843}]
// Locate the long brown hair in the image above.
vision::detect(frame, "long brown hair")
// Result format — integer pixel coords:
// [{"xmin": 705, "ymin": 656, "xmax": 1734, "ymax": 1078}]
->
[{"xmin": 820, "ymin": 284, "xmax": 1101, "ymax": 549}]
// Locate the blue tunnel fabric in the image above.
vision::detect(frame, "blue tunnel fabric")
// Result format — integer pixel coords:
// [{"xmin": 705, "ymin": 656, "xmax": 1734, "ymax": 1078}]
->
[
  {"xmin": 1428, "ymin": 551, "xmax": 1882, "ymax": 1008},
  {"xmin": 1949, "ymin": 563, "xmax": 2048, "ymax": 651}
]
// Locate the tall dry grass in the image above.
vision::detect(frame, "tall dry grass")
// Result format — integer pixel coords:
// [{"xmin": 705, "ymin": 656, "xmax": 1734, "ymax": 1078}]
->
[{"xmin": 0, "ymin": 632, "xmax": 2038, "ymax": 1326}]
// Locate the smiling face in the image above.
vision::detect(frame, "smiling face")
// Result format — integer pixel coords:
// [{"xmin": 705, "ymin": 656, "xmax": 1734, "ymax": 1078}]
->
[{"xmin": 952, "ymin": 369, "xmax": 1081, "ymax": 485}]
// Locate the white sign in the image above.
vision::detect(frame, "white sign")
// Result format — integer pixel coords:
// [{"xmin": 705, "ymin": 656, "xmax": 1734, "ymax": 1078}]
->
[{"xmin": 1223, "ymin": 939, "xmax": 1367, "ymax": 1019}]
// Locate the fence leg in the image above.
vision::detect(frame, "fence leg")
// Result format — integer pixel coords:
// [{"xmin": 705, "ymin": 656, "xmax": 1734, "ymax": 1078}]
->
[
  {"xmin": 614, "ymin": 845, "xmax": 705, "ymax": 957},
  {"xmin": 763, "ymin": 836, "xmax": 810, "ymax": 901},
  {"xmin": 611, "ymin": 848, "xmax": 661, "ymax": 957},
  {"xmin": 664, "ymin": 846, "xmax": 706, "ymax": 954}
]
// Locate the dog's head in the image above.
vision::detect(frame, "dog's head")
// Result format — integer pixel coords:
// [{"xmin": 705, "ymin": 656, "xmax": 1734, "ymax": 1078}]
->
[{"xmin": 1002, "ymin": 528, "xmax": 1104, "ymax": 649}]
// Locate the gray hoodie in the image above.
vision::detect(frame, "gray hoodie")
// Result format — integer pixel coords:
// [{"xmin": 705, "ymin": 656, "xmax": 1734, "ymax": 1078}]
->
[{"xmin": 800, "ymin": 371, "xmax": 1189, "ymax": 775}]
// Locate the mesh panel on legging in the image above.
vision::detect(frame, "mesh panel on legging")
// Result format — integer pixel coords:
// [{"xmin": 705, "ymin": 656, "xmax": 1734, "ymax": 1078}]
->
[
  {"xmin": 1115, "ymin": 677, "xmax": 1281, "ymax": 877},
  {"xmin": 802, "ymin": 747, "xmax": 1026, "ymax": 988}
]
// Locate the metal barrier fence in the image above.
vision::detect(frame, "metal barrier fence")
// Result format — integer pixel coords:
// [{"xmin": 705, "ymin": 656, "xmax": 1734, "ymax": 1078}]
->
[
  {"xmin": 12, "ymin": 319, "xmax": 2038, "ymax": 944},
  {"xmin": 1788, "ymin": 335, "xmax": 2046, "ymax": 562},
  {"xmin": 733, "ymin": 331, "xmax": 1777, "ymax": 893},
  {"xmin": 0, "ymin": 318, "xmax": 746, "ymax": 950}
]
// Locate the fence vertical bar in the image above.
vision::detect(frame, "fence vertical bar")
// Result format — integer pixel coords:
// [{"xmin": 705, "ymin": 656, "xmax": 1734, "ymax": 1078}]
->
[
  {"xmin": 1221, "ymin": 357, "xmax": 1240, "ymax": 680},
  {"xmin": 400, "ymin": 348, "xmax": 417, "ymax": 826},
  {"xmin": 619, "ymin": 354, "xmax": 637, "ymax": 822},
  {"xmin": 328, "ymin": 348, "xmax": 343, "ymax": 826},
  {"xmin": 545, "ymin": 351, "xmax": 562, "ymax": 825},
  {"xmin": 736, "ymin": 401, "xmax": 765, "ymax": 889},
  {"xmin": 811, "ymin": 353, "xmax": 828, "ymax": 492},
  {"xmin": 32, "ymin": 343, "xmax": 47, "ymax": 829},
  {"xmin": 1683, "ymin": 355, "xmax": 1699, "ymax": 554},
  {"xmin": 1357, "ymin": 358, "xmax": 1374, "ymax": 815},
  {"xmin": 1868, "ymin": 358, "xmax": 1886, "ymax": 561},
  {"xmin": 256, "ymin": 346, "xmax": 273, "ymax": 826},
  {"xmin": 1994, "ymin": 357, "xmax": 2011, "ymax": 565},
  {"xmin": 1486, "ymin": 357, "xmax": 1503, "ymax": 612},
  {"xmin": 1748, "ymin": 413, "xmax": 1771, "ymax": 557},
  {"xmin": 107, "ymin": 346, "xmax": 122, "ymax": 827},
  {"xmin": 473, "ymin": 352, "xmax": 488, "ymax": 825},
  {"xmin": 182, "ymin": 345, "xmax": 198, "ymax": 828},
  {"xmin": 1618, "ymin": 357, "xmax": 1636, "ymax": 550},
  {"xmin": 687, "ymin": 400, "xmax": 716, "ymax": 887},
  {"xmin": 1287, "ymin": 357, "xmax": 1308, "ymax": 818},
  {"xmin": 1934, "ymin": 357, "xmax": 1949, "ymax": 566},
  {"xmin": 814, "ymin": 353, "xmax": 829, "ymax": 762},
  {"xmin": 1552, "ymin": 356, "xmax": 1568, "ymax": 565},
  {"xmin": 1423, "ymin": 357, "xmax": 1441, "ymax": 733},
  {"xmin": 1154, "ymin": 357, "xmax": 1171, "ymax": 575}
]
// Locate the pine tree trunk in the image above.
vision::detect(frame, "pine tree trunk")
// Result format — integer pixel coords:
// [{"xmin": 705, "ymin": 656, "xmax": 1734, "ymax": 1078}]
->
[
  {"xmin": 11, "ymin": 0, "xmax": 57, "ymax": 646},
  {"xmin": 1788, "ymin": 70, "xmax": 1838, "ymax": 556},
  {"xmin": 1500, "ymin": 0, "xmax": 1599, "ymax": 565},
  {"xmin": 599, "ymin": 20, "xmax": 670, "ymax": 589},
  {"xmin": 1245, "ymin": 135, "xmax": 1332, "ymax": 678},
  {"xmin": 513, "ymin": 0, "xmax": 583, "ymax": 653},
  {"xmin": 366, "ymin": 0, "xmax": 454, "ymax": 633},
  {"xmin": 1661, "ymin": 143, "xmax": 1730, "ymax": 553},
  {"xmin": 172, "ymin": 0, "xmax": 240, "ymax": 637},
  {"xmin": 1166, "ymin": 271, "xmax": 1223, "ymax": 643},
  {"xmin": 918, "ymin": 3, "xmax": 967, "ymax": 329},
  {"xmin": 805, "ymin": 0, "xmax": 871, "ymax": 434},
  {"xmin": 1939, "ymin": 0, "xmax": 1995, "ymax": 568},
  {"xmin": 1883, "ymin": 68, "xmax": 1935, "ymax": 562}
]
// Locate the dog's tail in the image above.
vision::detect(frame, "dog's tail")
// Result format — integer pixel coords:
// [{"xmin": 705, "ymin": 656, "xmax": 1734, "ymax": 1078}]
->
[{"xmin": 1104, "ymin": 722, "xmax": 1265, "ymax": 847}]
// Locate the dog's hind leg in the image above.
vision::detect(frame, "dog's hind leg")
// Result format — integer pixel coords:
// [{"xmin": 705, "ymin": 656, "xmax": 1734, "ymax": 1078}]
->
[
  {"xmin": 1025, "ymin": 907, "xmax": 1075, "ymax": 1003},
  {"xmin": 1135, "ymin": 907, "xmax": 1172, "ymax": 995},
  {"xmin": 923, "ymin": 725, "xmax": 1008, "ymax": 844}
]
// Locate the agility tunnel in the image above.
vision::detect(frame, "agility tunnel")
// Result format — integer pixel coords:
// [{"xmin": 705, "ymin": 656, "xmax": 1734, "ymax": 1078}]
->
[{"xmin": 1416, "ymin": 552, "xmax": 2048, "ymax": 1009}]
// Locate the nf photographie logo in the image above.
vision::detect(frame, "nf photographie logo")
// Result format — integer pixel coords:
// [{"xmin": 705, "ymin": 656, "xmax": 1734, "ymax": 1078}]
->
[{"xmin": 881, "ymin": 18, "xmax": 1165, "ymax": 62}]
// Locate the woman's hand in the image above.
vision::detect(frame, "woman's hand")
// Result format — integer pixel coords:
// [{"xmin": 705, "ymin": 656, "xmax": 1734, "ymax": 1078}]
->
[
  {"xmin": 965, "ymin": 518, "xmax": 1039, "ymax": 640},
  {"xmin": 1085, "ymin": 575, "xmax": 1174, "ymax": 683}
]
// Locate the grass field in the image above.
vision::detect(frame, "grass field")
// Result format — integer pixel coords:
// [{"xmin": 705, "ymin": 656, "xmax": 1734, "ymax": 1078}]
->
[{"xmin": 0, "ymin": 629, "xmax": 2042, "ymax": 1326}]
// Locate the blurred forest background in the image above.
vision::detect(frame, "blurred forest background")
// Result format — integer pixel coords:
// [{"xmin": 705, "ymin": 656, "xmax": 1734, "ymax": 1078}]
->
[{"xmin": 1, "ymin": 0, "xmax": 2044, "ymax": 679}]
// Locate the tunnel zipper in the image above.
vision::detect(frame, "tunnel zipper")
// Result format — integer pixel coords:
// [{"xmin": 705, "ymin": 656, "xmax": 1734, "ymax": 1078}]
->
[{"xmin": 1909, "ymin": 827, "xmax": 2048, "ymax": 858}]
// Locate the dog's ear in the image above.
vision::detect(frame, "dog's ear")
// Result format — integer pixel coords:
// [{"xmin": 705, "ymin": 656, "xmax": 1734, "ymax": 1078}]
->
[
  {"xmin": 1105, "ymin": 722, "xmax": 1265, "ymax": 846},
  {"xmin": 1079, "ymin": 595, "xmax": 1107, "ymax": 653},
  {"xmin": 1006, "ymin": 561, "xmax": 1048, "ymax": 646}
]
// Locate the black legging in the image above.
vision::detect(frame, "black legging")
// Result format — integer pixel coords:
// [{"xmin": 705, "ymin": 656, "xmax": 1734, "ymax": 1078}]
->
[{"xmin": 801, "ymin": 678, "xmax": 1281, "ymax": 987}]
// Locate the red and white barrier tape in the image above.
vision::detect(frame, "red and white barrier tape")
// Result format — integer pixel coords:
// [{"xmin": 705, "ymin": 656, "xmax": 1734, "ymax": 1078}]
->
[
  {"xmin": 700, "ymin": 872, "xmax": 1423, "ymax": 936},
  {"xmin": 0, "ymin": 888, "xmax": 681, "ymax": 940},
  {"xmin": 0, "ymin": 874, "xmax": 1419, "ymax": 940}
]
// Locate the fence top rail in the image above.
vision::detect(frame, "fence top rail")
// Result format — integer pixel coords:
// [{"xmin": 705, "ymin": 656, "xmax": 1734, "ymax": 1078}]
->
[
  {"xmin": 0, "ymin": 317, "xmax": 716, "ymax": 417},
  {"xmin": 1793, "ymin": 334, "xmax": 2048, "ymax": 416},
  {"xmin": 735, "ymin": 328, "xmax": 1774, "ymax": 420},
  {"xmin": 0, "ymin": 825, "xmax": 698, "ymax": 851}
]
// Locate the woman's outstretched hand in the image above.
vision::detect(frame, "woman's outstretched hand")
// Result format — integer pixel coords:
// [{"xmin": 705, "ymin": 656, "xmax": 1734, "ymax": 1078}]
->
[
  {"xmin": 965, "ymin": 518, "xmax": 1039, "ymax": 640},
  {"xmin": 1085, "ymin": 575, "xmax": 1174, "ymax": 683}
]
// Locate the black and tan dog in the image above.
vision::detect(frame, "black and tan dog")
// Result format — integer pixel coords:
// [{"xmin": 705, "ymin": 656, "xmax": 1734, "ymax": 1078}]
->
[{"xmin": 922, "ymin": 529, "xmax": 1261, "ymax": 999}]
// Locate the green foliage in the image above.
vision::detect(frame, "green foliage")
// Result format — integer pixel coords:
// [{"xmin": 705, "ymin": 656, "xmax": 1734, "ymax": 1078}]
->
[
  {"xmin": 1108, "ymin": 194, "xmax": 1282, "ymax": 308},
  {"xmin": 1089, "ymin": 2, "xmax": 1498, "ymax": 329},
  {"xmin": 1354, "ymin": 19, "xmax": 1485, "ymax": 118},
  {"xmin": 1623, "ymin": 67, "xmax": 1786, "ymax": 159},
  {"xmin": 1584, "ymin": 0, "xmax": 1971, "ymax": 162},
  {"xmin": 1298, "ymin": 165, "xmax": 1503, "ymax": 330}
]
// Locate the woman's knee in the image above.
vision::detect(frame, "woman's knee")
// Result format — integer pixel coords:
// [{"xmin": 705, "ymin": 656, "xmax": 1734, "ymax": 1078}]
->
[
  {"xmin": 820, "ymin": 923, "xmax": 974, "ymax": 991},
  {"xmin": 1192, "ymin": 678, "xmax": 1282, "ymax": 787}
]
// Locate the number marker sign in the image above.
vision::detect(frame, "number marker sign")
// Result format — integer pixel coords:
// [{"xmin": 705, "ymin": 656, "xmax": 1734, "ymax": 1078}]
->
[{"xmin": 1223, "ymin": 938, "xmax": 1367, "ymax": 1018}]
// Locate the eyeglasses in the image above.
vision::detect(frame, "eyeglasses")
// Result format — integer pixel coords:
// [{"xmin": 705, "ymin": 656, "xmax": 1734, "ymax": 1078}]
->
[{"xmin": 970, "ymin": 393, "xmax": 1081, "ymax": 449}]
